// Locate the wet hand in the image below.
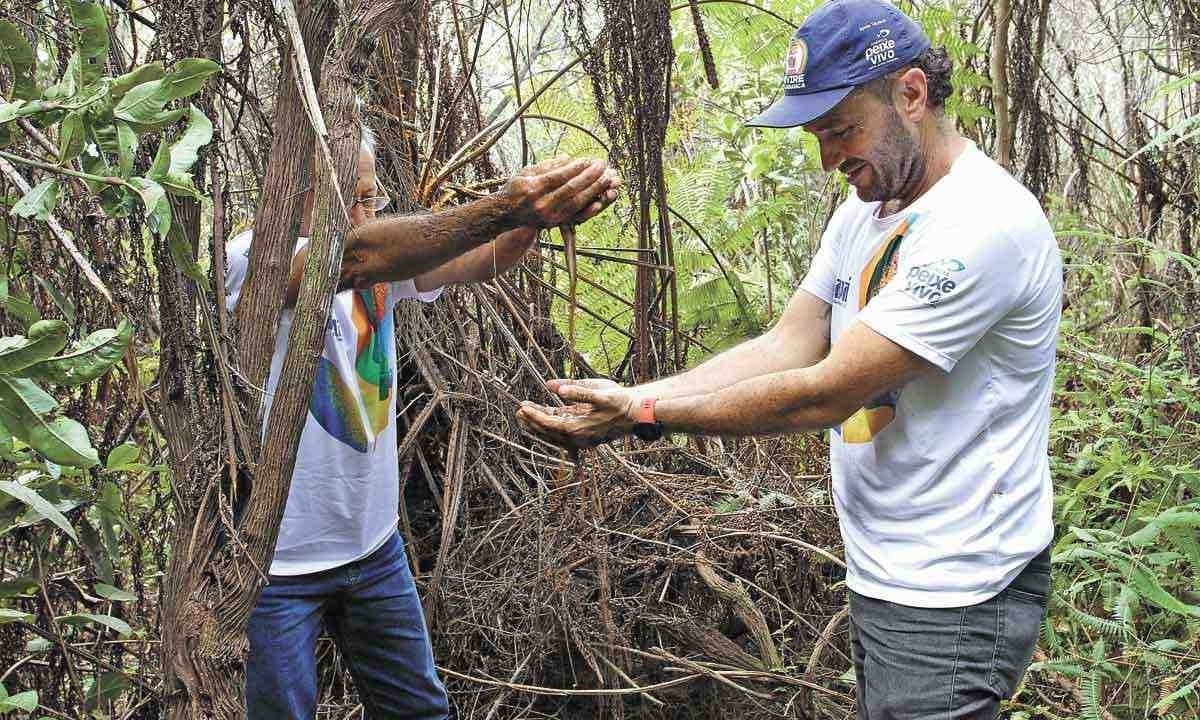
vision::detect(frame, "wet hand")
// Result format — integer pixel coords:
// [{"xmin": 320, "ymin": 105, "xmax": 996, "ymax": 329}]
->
[
  {"xmin": 503, "ymin": 156, "xmax": 622, "ymax": 229},
  {"xmin": 516, "ymin": 378, "xmax": 637, "ymax": 449}
]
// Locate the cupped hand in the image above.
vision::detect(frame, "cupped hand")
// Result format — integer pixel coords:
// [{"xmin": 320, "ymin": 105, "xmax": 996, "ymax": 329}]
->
[
  {"xmin": 503, "ymin": 156, "xmax": 623, "ymax": 229},
  {"xmin": 516, "ymin": 378, "xmax": 637, "ymax": 449}
]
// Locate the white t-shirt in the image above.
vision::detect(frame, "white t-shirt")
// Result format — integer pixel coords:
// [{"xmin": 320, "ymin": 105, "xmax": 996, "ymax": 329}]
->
[
  {"xmin": 800, "ymin": 142, "xmax": 1061, "ymax": 607},
  {"xmin": 225, "ymin": 231, "xmax": 442, "ymax": 575}
]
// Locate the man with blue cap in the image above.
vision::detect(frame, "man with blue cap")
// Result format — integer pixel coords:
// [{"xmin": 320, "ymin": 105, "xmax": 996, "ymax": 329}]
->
[{"xmin": 517, "ymin": 1, "xmax": 1061, "ymax": 717}]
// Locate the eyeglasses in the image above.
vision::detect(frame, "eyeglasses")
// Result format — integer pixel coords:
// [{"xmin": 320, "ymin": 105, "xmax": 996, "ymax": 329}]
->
[{"xmin": 355, "ymin": 195, "xmax": 390, "ymax": 212}]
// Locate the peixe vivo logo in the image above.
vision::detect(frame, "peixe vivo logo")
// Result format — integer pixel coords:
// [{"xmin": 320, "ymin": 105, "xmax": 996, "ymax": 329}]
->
[
  {"xmin": 783, "ymin": 37, "xmax": 808, "ymax": 90},
  {"xmin": 903, "ymin": 258, "xmax": 965, "ymax": 305},
  {"xmin": 865, "ymin": 28, "xmax": 897, "ymax": 67}
]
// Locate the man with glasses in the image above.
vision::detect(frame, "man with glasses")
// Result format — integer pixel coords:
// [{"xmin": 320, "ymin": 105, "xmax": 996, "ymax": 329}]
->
[{"xmin": 225, "ymin": 123, "xmax": 621, "ymax": 718}]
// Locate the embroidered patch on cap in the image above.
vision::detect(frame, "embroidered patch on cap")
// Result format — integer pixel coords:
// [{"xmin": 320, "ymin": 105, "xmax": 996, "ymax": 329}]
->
[{"xmin": 783, "ymin": 37, "xmax": 808, "ymax": 90}]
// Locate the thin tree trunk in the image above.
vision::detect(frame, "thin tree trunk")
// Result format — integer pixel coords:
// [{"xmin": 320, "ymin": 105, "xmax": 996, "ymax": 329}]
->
[{"xmin": 991, "ymin": 0, "xmax": 1013, "ymax": 168}]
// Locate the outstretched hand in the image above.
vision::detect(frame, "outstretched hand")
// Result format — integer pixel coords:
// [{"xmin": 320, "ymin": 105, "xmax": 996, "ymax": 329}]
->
[
  {"xmin": 503, "ymin": 156, "xmax": 622, "ymax": 229},
  {"xmin": 516, "ymin": 378, "xmax": 638, "ymax": 449}
]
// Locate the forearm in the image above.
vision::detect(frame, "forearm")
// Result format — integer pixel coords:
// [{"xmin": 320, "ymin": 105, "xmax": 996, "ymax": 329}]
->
[
  {"xmin": 413, "ymin": 227, "xmax": 535, "ymax": 291},
  {"xmin": 342, "ymin": 193, "xmax": 521, "ymax": 290},
  {"xmin": 654, "ymin": 367, "xmax": 849, "ymax": 437},
  {"xmin": 637, "ymin": 330, "xmax": 820, "ymax": 400}
]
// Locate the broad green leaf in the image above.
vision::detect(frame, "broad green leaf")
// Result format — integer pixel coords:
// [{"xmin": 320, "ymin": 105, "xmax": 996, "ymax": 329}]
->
[
  {"xmin": 69, "ymin": 0, "xmax": 110, "ymax": 87},
  {"xmin": 93, "ymin": 583, "xmax": 136, "ymax": 602},
  {"xmin": 129, "ymin": 177, "xmax": 171, "ymax": 236},
  {"xmin": 0, "ymin": 99, "xmax": 47, "ymax": 124},
  {"xmin": 147, "ymin": 132, "xmax": 171, "ymax": 181},
  {"xmin": 168, "ymin": 105, "xmax": 213, "ymax": 177},
  {"xmin": 0, "ymin": 608, "xmax": 33, "ymax": 624},
  {"xmin": 84, "ymin": 671, "xmax": 129, "ymax": 711},
  {"xmin": 0, "ymin": 690, "xmax": 37, "ymax": 712},
  {"xmin": 77, "ymin": 516, "xmax": 113, "ymax": 584},
  {"xmin": 57, "ymin": 110, "xmax": 87, "ymax": 164},
  {"xmin": 160, "ymin": 58, "xmax": 220, "ymax": 101},
  {"xmin": 0, "ymin": 577, "xmax": 37, "ymax": 598},
  {"xmin": 0, "ymin": 320, "xmax": 69, "ymax": 374},
  {"xmin": 109, "ymin": 62, "xmax": 164, "ymax": 100},
  {"xmin": 9, "ymin": 179, "xmax": 59, "ymax": 221},
  {"xmin": 105, "ymin": 441, "xmax": 138, "ymax": 469},
  {"xmin": 1126, "ymin": 561, "xmax": 1200, "ymax": 617},
  {"xmin": 56, "ymin": 612, "xmax": 131, "ymax": 636},
  {"xmin": 21, "ymin": 320, "xmax": 131, "ymax": 386},
  {"xmin": 0, "ymin": 376, "xmax": 99, "ymax": 467},
  {"xmin": 125, "ymin": 107, "xmax": 186, "ymax": 134},
  {"xmin": 113, "ymin": 79, "xmax": 169, "ymax": 125},
  {"xmin": 0, "ymin": 479, "xmax": 77, "ymax": 540},
  {"xmin": 0, "ymin": 294, "xmax": 39, "ymax": 329},
  {"xmin": 115, "ymin": 122, "xmax": 136, "ymax": 177},
  {"xmin": 0, "ymin": 21, "xmax": 37, "ymax": 100}
]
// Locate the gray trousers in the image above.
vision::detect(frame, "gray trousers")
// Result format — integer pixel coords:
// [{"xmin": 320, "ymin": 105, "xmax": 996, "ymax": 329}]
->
[{"xmin": 849, "ymin": 548, "xmax": 1051, "ymax": 719}]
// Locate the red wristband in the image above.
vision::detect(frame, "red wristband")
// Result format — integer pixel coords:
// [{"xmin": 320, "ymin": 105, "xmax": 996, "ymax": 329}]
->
[{"xmin": 636, "ymin": 397, "xmax": 657, "ymax": 424}]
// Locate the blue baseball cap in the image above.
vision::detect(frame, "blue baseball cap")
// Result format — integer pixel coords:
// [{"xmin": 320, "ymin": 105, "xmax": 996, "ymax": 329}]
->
[{"xmin": 747, "ymin": 0, "xmax": 931, "ymax": 128}]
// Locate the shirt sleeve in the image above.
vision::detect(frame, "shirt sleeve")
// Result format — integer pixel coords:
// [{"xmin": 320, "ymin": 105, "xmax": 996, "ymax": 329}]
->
[
  {"xmin": 224, "ymin": 231, "xmax": 253, "ymax": 313},
  {"xmin": 856, "ymin": 222, "xmax": 1025, "ymax": 372},
  {"xmin": 798, "ymin": 209, "xmax": 845, "ymax": 304},
  {"xmin": 388, "ymin": 279, "xmax": 443, "ymax": 309}
]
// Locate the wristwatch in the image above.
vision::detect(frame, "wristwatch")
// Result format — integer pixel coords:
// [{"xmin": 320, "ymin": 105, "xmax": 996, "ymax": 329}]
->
[{"xmin": 631, "ymin": 397, "xmax": 664, "ymax": 442}]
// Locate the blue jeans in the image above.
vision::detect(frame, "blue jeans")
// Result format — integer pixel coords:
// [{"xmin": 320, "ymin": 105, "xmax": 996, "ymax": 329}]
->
[
  {"xmin": 245, "ymin": 532, "xmax": 449, "ymax": 719},
  {"xmin": 849, "ymin": 547, "xmax": 1052, "ymax": 719}
]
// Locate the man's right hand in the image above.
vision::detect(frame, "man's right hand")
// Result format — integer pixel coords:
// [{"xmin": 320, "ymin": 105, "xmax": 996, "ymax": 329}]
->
[{"xmin": 502, "ymin": 156, "xmax": 621, "ymax": 229}]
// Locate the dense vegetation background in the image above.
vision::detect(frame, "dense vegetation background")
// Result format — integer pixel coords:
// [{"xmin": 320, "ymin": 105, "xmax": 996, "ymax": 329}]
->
[{"xmin": 0, "ymin": 0, "xmax": 1196, "ymax": 718}]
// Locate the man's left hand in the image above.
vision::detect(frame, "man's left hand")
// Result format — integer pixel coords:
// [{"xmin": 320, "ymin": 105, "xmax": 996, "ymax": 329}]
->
[{"xmin": 516, "ymin": 378, "xmax": 636, "ymax": 449}]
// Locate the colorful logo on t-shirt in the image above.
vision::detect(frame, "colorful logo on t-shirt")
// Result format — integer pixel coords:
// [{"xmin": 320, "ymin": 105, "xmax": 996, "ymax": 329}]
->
[
  {"xmin": 839, "ymin": 212, "xmax": 922, "ymax": 444},
  {"xmin": 308, "ymin": 285, "xmax": 393, "ymax": 453},
  {"xmin": 902, "ymin": 258, "xmax": 965, "ymax": 306}
]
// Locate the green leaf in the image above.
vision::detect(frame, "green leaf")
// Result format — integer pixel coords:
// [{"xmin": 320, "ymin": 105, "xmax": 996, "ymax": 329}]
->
[
  {"xmin": 57, "ymin": 111, "xmax": 87, "ymax": 164},
  {"xmin": 115, "ymin": 122, "xmax": 136, "ymax": 177},
  {"xmin": 0, "ymin": 294, "xmax": 39, "ymax": 329},
  {"xmin": 0, "ymin": 21, "xmax": 37, "ymax": 101},
  {"xmin": 24, "ymin": 637, "xmax": 50, "ymax": 653},
  {"xmin": 109, "ymin": 62, "xmax": 164, "ymax": 100},
  {"xmin": 93, "ymin": 583, "xmax": 136, "ymax": 602},
  {"xmin": 125, "ymin": 107, "xmax": 186, "ymax": 134},
  {"xmin": 20, "ymin": 320, "xmax": 131, "ymax": 386},
  {"xmin": 0, "ymin": 479, "xmax": 77, "ymax": 540},
  {"xmin": 0, "ymin": 577, "xmax": 38, "ymax": 598},
  {"xmin": 56, "ymin": 612, "xmax": 132, "ymax": 636},
  {"xmin": 1126, "ymin": 561, "xmax": 1200, "ymax": 617},
  {"xmin": 0, "ymin": 376, "xmax": 99, "ymax": 468},
  {"xmin": 129, "ymin": 177, "xmax": 171, "ymax": 236},
  {"xmin": 33, "ymin": 275, "xmax": 75, "ymax": 324},
  {"xmin": 104, "ymin": 442, "xmax": 139, "ymax": 470},
  {"xmin": 0, "ymin": 689, "xmax": 37, "ymax": 712},
  {"xmin": 69, "ymin": 0, "xmax": 110, "ymax": 87},
  {"xmin": 9, "ymin": 179, "xmax": 59, "ymax": 221},
  {"xmin": 84, "ymin": 672, "xmax": 129, "ymax": 711},
  {"xmin": 0, "ymin": 320, "xmax": 69, "ymax": 374},
  {"xmin": 112, "ymin": 80, "xmax": 169, "ymax": 125},
  {"xmin": 112, "ymin": 59, "xmax": 218, "ymax": 125},
  {"xmin": 167, "ymin": 105, "xmax": 213, "ymax": 177},
  {"xmin": 0, "ymin": 608, "xmax": 33, "ymax": 624},
  {"xmin": 160, "ymin": 58, "xmax": 221, "ymax": 101},
  {"xmin": 147, "ymin": 132, "xmax": 171, "ymax": 181}
]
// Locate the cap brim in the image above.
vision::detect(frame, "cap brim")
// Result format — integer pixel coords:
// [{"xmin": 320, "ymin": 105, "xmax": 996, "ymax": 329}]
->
[{"xmin": 745, "ymin": 86, "xmax": 855, "ymax": 128}]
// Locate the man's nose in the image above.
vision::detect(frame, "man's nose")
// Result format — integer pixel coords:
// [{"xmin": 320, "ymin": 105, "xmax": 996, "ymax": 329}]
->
[{"xmin": 819, "ymin": 140, "xmax": 842, "ymax": 173}]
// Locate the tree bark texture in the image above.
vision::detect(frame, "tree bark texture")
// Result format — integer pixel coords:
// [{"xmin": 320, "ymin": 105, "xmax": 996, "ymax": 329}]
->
[
  {"xmin": 990, "ymin": 0, "xmax": 1013, "ymax": 169},
  {"xmin": 158, "ymin": 1, "xmax": 411, "ymax": 716}
]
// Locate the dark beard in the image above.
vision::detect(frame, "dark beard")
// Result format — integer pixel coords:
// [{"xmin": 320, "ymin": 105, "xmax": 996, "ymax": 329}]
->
[{"xmin": 859, "ymin": 108, "xmax": 926, "ymax": 204}]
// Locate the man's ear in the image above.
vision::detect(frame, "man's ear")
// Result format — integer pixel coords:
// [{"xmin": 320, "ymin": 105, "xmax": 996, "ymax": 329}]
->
[{"xmin": 893, "ymin": 67, "xmax": 929, "ymax": 123}]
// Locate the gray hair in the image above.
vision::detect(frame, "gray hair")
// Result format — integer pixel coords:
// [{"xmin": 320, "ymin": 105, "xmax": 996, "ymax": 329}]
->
[{"xmin": 356, "ymin": 96, "xmax": 377, "ymax": 159}]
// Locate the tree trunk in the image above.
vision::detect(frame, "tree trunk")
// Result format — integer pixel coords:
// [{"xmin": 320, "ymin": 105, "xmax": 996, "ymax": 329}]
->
[
  {"xmin": 157, "ymin": 1, "xmax": 410, "ymax": 716},
  {"xmin": 990, "ymin": 0, "xmax": 1013, "ymax": 169}
]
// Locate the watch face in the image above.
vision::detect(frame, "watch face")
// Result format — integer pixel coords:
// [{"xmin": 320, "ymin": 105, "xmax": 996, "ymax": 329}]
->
[{"xmin": 633, "ymin": 422, "xmax": 663, "ymax": 442}]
